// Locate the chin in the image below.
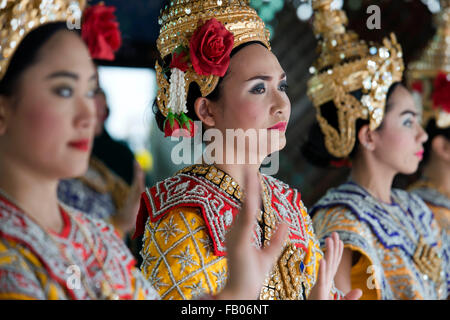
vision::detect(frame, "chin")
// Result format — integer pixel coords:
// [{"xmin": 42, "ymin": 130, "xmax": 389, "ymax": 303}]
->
[
  {"xmin": 399, "ymin": 162, "xmax": 420, "ymax": 175},
  {"xmin": 267, "ymin": 136, "xmax": 286, "ymax": 154},
  {"xmin": 60, "ymin": 159, "xmax": 90, "ymax": 179}
]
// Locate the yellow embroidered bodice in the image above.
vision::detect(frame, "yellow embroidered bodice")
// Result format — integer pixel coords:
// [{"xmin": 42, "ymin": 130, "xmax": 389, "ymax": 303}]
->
[{"xmin": 137, "ymin": 165, "xmax": 336, "ymax": 300}]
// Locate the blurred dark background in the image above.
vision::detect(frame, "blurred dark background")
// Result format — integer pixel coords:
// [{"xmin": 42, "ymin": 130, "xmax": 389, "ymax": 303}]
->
[{"xmin": 93, "ymin": 0, "xmax": 437, "ymax": 209}]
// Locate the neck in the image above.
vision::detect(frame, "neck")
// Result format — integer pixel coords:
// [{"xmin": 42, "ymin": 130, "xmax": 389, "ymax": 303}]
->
[
  {"xmin": 202, "ymin": 144, "xmax": 264, "ymax": 188},
  {"xmin": 0, "ymin": 157, "xmax": 63, "ymax": 233},
  {"xmin": 211, "ymin": 162, "xmax": 261, "ymax": 189},
  {"xmin": 350, "ymin": 154, "xmax": 396, "ymax": 204},
  {"xmin": 422, "ymin": 156, "xmax": 450, "ymax": 196}
]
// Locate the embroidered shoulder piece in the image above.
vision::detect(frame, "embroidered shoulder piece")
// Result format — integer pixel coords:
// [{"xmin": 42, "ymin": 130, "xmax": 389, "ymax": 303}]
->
[
  {"xmin": 310, "ymin": 182, "xmax": 437, "ymax": 257},
  {"xmin": 262, "ymin": 174, "xmax": 311, "ymax": 252},
  {"xmin": 0, "ymin": 197, "xmax": 139, "ymax": 299},
  {"xmin": 135, "ymin": 165, "xmax": 311, "ymax": 256},
  {"xmin": 411, "ymin": 187, "xmax": 450, "ymax": 210}
]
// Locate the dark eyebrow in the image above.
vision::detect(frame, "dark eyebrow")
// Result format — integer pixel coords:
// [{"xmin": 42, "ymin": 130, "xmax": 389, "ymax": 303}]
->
[
  {"xmin": 46, "ymin": 71, "xmax": 79, "ymax": 80},
  {"xmin": 400, "ymin": 110, "xmax": 418, "ymax": 117},
  {"xmin": 245, "ymin": 72, "xmax": 286, "ymax": 82},
  {"xmin": 46, "ymin": 71, "xmax": 97, "ymax": 81}
]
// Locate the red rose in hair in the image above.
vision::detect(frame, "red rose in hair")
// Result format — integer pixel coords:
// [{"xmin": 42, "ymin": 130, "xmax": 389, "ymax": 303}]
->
[
  {"xmin": 82, "ymin": 3, "xmax": 122, "ymax": 61},
  {"xmin": 170, "ymin": 49, "xmax": 189, "ymax": 72},
  {"xmin": 432, "ymin": 72, "xmax": 450, "ymax": 113},
  {"xmin": 411, "ymin": 80, "xmax": 423, "ymax": 94},
  {"xmin": 189, "ymin": 18, "xmax": 234, "ymax": 77}
]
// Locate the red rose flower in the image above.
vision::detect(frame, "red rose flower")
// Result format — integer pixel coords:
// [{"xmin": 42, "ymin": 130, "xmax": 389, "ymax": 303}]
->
[
  {"xmin": 189, "ymin": 18, "xmax": 234, "ymax": 77},
  {"xmin": 82, "ymin": 3, "xmax": 122, "ymax": 61},
  {"xmin": 170, "ymin": 50, "xmax": 189, "ymax": 72},
  {"xmin": 411, "ymin": 80, "xmax": 423, "ymax": 94},
  {"xmin": 432, "ymin": 72, "xmax": 450, "ymax": 113}
]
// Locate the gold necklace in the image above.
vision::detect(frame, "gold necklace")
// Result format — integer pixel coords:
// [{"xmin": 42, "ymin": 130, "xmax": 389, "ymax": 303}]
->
[
  {"xmin": 379, "ymin": 193, "xmax": 442, "ymax": 283},
  {"xmin": 0, "ymin": 188, "xmax": 120, "ymax": 300}
]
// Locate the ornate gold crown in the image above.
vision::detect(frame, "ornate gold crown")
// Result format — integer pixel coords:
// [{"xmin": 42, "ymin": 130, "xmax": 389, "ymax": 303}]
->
[
  {"xmin": 0, "ymin": 0, "xmax": 86, "ymax": 81},
  {"xmin": 307, "ymin": 0, "xmax": 404, "ymax": 158},
  {"xmin": 155, "ymin": 0, "xmax": 270, "ymax": 119},
  {"xmin": 407, "ymin": 0, "xmax": 450, "ymax": 129}
]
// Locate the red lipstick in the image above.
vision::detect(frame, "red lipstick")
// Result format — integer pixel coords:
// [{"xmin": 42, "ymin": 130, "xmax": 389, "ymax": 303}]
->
[
  {"xmin": 68, "ymin": 139, "xmax": 90, "ymax": 152},
  {"xmin": 415, "ymin": 150, "xmax": 424, "ymax": 159},
  {"xmin": 268, "ymin": 121, "xmax": 287, "ymax": 131}
]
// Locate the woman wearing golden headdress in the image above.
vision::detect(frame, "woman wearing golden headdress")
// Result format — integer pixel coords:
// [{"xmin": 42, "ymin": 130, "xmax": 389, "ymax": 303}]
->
[
  {"xmin": 407, "ymin": 2, "xmax": 450, "ymax": 291},
  {"xmin": 0, "ymin": 0, "xmax": 287, "ymax": 300},
  {"xmin": 302, "ymin": 0, "xmax": 448, "ymax": 299},
  {"xmin": 55, "ymin": 3, "xmax": 144, "ymax": 241},
  {"xmin": 133, "ymin": 0, "xmax": 362, "ymax": 301}
]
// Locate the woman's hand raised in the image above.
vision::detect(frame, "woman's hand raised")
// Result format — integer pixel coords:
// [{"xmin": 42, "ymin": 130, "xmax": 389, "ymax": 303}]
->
[
  {"xmin": 216, "ymin": 170, "xmax": 288, "ymax": 300},
  {"xmin": 308, "ymin": 232, "xmax": 362, "ymax": 300}
]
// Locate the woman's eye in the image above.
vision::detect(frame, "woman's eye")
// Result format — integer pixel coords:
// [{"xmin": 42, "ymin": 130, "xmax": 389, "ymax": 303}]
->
[
  {"xmin": 53, "ymin": 87, "xmax": 73, "ymax": 98},
  {"xmin": 279, "ymin": 82, "xmax": 289, "ymax": 92},
  {"xmin": 86, "ymin": 89, "xmax": 97, "ymax": 98},
  {"xmin": 250, "ymin": 84, "xmax": 265, "ymax": 94},
  {"xmin": 403, "ymin": 119, "xmax": 413, "ymax": 127}
]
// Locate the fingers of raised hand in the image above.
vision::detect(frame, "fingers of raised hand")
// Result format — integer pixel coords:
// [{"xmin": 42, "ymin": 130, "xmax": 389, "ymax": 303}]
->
[
  {"xmin": 262, "ymin": 222, "xmax": 288, "ymax": 266},
  {"xmin": 325, "ymin": 232, "xmax": 344, "ymax": 277},
  {"xmin": 343, "ymin": 289, "xmax": 363, "ymax": 300},
  {"xmin": 225, "ymin": 169, "xmax": 260, "ymax": 249}
]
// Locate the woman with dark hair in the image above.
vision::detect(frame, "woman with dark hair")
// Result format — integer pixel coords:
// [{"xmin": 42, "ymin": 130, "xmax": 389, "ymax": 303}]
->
[
  {"xmin": 0, "ymin": 0, "xmax": 288, "ymax": 300},
  {"xmin": 406, "ymin": 3, "xmax": 450, "ymax": 294},
  {"xmin": 303, "ymin": 1, "xmax": 448, "ymax": 299},
  {"xmin": 407, "ymin": 0, "xmax": 450, "ymax": 243},
  {"xmin": 408, "ymin": 117, "xmax": 450, "ymax": 240},
  {"xmin": 133, "ymin": 0, "xmax": 362, "ymax": 301}
]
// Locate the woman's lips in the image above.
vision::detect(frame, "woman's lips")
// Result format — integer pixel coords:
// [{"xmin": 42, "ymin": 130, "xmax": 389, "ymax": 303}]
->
[
  {"xmin": 415, "ymin": 150, "xmax": 424, "ymax": 159},
  {"xmin": 268, "ymin": 121, "xmax": 287, "ymax": 131},
  {"xmin": 68, "ymin": 139, "xmax": 90, "ymax": 152}
]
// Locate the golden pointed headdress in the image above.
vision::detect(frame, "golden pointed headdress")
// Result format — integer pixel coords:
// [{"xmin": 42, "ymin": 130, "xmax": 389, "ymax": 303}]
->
[
  {"xmin": 155, "ymin": 0, "xmax": 270, "ymax": 123},
  {"xmin": 0, "ymin": 0, "xmax": 86, "ymax": 81},
  {"xmin": 306, "ymin": 0, "xmax": 404, "ymax": 158},
  {"xmin": 407, "ymin": 0, "xmax": 450, "ymax": 129}
]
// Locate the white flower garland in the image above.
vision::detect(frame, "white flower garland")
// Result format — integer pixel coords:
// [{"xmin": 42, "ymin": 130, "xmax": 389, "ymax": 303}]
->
[{"xmin": 167, "ymin": 68, "xmax": 188, "ymax": 115}]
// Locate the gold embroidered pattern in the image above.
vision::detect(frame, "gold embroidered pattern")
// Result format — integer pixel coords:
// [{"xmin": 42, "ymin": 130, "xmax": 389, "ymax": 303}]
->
[
  {"xmin": 155, "ymin": 0, "xmax": 270, "ymax": 117},
  {"xmin": 406, "ymin": 1, "xmax": 450, "ymax": 128},
  {"xmin": 177, "ymin": 164, "xmax": 242, "ymax": 200},
  {"xmin": 307, "ymin": 0, "xmax": 404, "ymax": 158},
  {"xmin": 0, "ymin": 0, "xmax": 86, "ymax": 81},
  {"xmin": 141, "ymin": 164, "xmax": 325, "ymax": 299}
]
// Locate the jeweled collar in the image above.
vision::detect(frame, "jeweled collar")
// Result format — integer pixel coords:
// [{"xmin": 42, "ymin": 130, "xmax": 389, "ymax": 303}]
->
[
  {"xmin": 177, "ymin": 164, "xmax": 243, "ymax": 201},
  {"xmin": 311, "ymin": 181, "xmax": 438, "ymax": 257}
]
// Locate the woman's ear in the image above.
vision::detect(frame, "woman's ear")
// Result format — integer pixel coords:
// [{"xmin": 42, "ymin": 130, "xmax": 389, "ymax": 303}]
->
[
  {"xmin": 357, "ymin": 124, "xmax": 376, "ymax": 151},
  {"xmin": 0, "ymin": 96, "xmax": 11, "ymax": 136},
  {"xmin": 194, "ymin": 97, "xmax": 216, "ymax": 127},
  {"xmin": 431, "ymin": 135, "xmax": 450, "ymax": 162}
]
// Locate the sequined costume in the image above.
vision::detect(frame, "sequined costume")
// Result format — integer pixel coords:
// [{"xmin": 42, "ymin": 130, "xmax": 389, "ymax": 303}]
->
[
  {"xmin": 311, "ymin": 181, "xmax": 449, "ymax": 300},
  {"xmin": 409, "ymin": 180, "xmax": 450, "ymax": 292},
  {"xmin": 58, "ymin": 157, "xmax": 130, "ymax": 236},
  {"xmin": 134, "ymin": 164, "xmax": 342, "ymax": 300},
  {"xmin": 0, "ymin": 194, "xmax": 159, "ymax": 300}
]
